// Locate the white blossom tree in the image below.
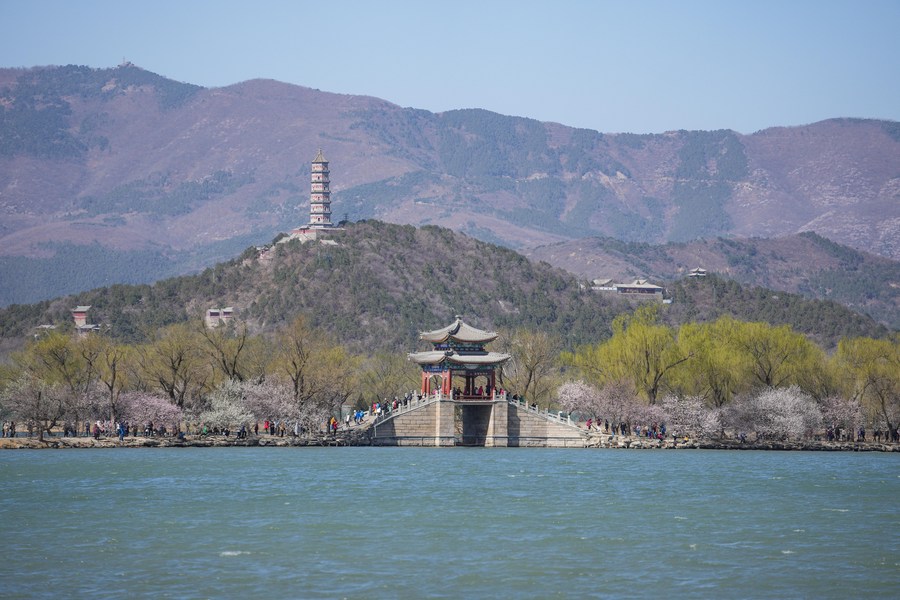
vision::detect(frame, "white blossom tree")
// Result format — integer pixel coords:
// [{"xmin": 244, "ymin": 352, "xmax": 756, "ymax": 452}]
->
[
  {"xmin": 197, "ymin": 380, "xmax": 253, "ymax": 431},
  {"xmin": 820, "ymin": 395, "xmax": 863, "ymax": 438},
  {"xmin": 240, "ymin": 379, "xmax": 294, "ymax": 422},
  {"xmin": 661, "ymin": 395, "xmax": 721, "ymax": 438},
  {"xmin": 723, "ymin": 387, "xmax": 822, "ymax": 440}
]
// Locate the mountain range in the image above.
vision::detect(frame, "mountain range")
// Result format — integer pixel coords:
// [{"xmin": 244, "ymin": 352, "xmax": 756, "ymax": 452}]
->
[{"xmin": 0, "ymin": 64, "xmax": 898, "ymax": 326}]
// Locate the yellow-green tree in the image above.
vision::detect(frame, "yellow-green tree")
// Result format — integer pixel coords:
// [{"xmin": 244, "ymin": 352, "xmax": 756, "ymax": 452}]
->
[
  {"xmin": 728, "ymin": 320, "xmax": 824, "ymax": 392},
  {"xmin": 359, "ymin": 352, "xmax": 419, "ymax": 407},
  {"xmin": 673, "ymin": 318, "xmax": 747, "ymax": 407},
  {"xmin": 563, "ymin": 305, "xmax": 690, "ymax": 404},
  {"xmin": 92, "ymin": 334, "xmax": 133, "ymax": 425},
  {"xmin": 136, "ymin": 323, "xmax": 210, "ymax": 410},
  {"xmin": 197, "ymin": 320, "xmax": 267, "ymax": 384},
  {"xmin": 271, "ymin": 315, "xmax": 359, "ymax": 427},
  {"xmin": 11, "ymin": 330, "xmax": 91, "ymax": 436},
  {"xmin": 17, "ymin": 330, "xmax": 92, "ymax": 396},
  {"xmin": 833, "ymin": 336, "xmax": 900, "ymax": 431}
]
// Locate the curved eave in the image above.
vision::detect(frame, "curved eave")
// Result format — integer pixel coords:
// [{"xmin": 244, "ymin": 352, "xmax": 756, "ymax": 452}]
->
[
  {"xmin": 408, "ymin": 351, "xmax": 510, "ymax": 367},
  {"xmin": 419, "ymin": 318, "xmax": 499, "ymax": 344},
  {"xmin": 447, "ymin": 352, "xmax": 510, "ymax": 366},
  {"xmin": 408, "ymin": 351, "xmax": 447, "ymax": 365}
]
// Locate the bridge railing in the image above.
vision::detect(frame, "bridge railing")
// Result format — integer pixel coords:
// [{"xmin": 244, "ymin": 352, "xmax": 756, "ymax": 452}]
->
[
  {"xmin": 507, "ymin": 397, "xmax": 575, "ymax": 427},
  {"xmin": 371, "ymin": 390, "xmax": 513, "ymax": 426},
  {"xmin": 371, "ymin": 392, "xmax": 440, "ymax": 426}
]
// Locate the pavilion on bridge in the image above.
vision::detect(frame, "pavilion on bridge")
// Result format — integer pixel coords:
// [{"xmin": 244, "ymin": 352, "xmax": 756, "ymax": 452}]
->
[{"xmin": 408, "ymin": 316, "xmax": 510, "ymax": 401}]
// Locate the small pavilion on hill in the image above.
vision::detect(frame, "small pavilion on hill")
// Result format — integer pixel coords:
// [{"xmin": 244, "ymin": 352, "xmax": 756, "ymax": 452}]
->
[{"xmin": 408, "ymin": 316, "xmax": 510, "ymax": 400}]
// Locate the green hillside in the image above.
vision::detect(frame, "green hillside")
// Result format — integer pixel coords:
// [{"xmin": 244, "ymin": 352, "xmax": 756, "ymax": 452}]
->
[{"xmin": 0, "ymin": 222, "xmax": 888, "ymax": 356}]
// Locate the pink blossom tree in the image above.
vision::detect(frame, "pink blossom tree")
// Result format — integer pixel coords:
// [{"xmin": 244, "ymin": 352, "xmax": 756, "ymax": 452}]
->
[
  {"xmin": 556, "ymin": 381, "xmax": 599, "ymax": 417},
  {"xmin": 119, "ymin": 391, "xmax": 184, "ymax": 432}
]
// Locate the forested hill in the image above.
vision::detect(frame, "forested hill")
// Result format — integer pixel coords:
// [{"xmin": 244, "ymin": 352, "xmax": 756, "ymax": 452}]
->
[{"xmin": 0, "ymin": 222, "xmax": 888, "ymax": 355}]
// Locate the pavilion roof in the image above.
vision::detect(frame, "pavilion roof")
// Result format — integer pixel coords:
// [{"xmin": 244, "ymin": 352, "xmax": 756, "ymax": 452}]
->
[
  {"xmin": 408, "ymin": 350, "xmax": 510, "ymax": 367},
  {"xmin": 419, "ymin": 316, "xmax": 499, "ymax": 344},
  {"xmin": 312, "ymin": 149, "xmax": 327, "ymax": 163}
]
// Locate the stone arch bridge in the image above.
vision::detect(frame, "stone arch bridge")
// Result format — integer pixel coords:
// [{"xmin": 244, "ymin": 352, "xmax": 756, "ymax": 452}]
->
[{"xmin": 368, "ymin": 392, "xmax": 587, "ymax": 447}]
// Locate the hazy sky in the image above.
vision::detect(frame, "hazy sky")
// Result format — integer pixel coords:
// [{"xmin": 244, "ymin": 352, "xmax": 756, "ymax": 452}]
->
[{"xmin": 2, "ymin": 0, "xmax": 898, "ymax": 134}]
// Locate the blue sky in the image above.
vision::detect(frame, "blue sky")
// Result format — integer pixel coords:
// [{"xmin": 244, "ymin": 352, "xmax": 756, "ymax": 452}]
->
[{"xmin": 2, "ymin": 0, "xmax": 898, "ymax": 134}]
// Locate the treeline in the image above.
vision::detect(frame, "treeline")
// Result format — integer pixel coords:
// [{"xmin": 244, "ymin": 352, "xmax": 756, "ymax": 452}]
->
[
  {"xmin": 1, "ymin": 306, "xmax": 897, "ymax": 444},
  {"xmin": 558, "ymin": 306, "xmax": 900, "ymax": 441},
  {"xmin": 0, "ymin": 316, "xmax": 420, "ymax": 441},
  {"xmin": 0, "ymin": 243, "xmax": 180, "ymax": 308}
]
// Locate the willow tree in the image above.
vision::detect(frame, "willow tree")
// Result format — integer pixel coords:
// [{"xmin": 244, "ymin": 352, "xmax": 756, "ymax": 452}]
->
[
  {"xmin": 833, "ymin": 336, "xmax": 900, "ymax": 432},
  {"xmin": 91, "ymin": 334, "xmax": 133, "ymax": 426},
  {"xmin": 0, "ymin": 373, "xmax": 65, "ymax": 441},
  {"xmin": 563, "ymin": 305, "xmax": 690, "ymax": 404},
  {"xmin": 271, "ymin": 315, "xmax": 359, "ymax": 429},
  {"xmin": 197, "ymin": 319, "xmax": 270, "ymax": 384},
  {"xmin": 727, "ymin": 320, "xmax": 825, "ymax": 393},
  {"xmin": 15, "ymin": 330, "xmax": 99, "ymax": 431},
  {"xmin": 673, "ymin": 318, "xmax": 747, "ymax": 407},
  {"xmin": 359, "ymin": 352, "xmax": 419, "ymax": 408},
  {"xmin": 136, "ymin": 323, "xmax": 210, "ymax": 410}
]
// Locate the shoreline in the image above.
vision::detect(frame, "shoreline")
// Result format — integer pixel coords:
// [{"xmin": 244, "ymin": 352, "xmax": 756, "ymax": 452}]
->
[{"xmin": 1, "ymin": 433, "xmax": 898, "ymax": 451}]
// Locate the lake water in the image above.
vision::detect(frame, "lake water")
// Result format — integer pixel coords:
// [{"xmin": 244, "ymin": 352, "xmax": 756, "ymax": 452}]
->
[{"xmin": 0, "ymin": 448, "xmax": 897, "ymax": 598}]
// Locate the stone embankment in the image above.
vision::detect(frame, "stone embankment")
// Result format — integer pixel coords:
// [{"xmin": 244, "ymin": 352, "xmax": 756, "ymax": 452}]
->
[
  {"xmin": 584, "ymin": 433, "xmax": 900, "ymax": 452},
  {"xmin": 1, "ymin": 430, "xmax": 898, "ymax": 451},
  {"xmin": 0, "ymin": 428, "xmax": 373, "ymax": 449}
]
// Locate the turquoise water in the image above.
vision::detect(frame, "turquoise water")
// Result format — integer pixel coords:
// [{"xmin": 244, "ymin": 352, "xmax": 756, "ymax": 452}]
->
[{"xmin": 0, "ymin": 448, "xmax": 897, "ymax": 598}]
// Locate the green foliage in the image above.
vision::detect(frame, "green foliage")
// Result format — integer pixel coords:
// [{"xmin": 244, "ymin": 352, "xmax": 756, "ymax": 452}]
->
[
  {"xmin": 74, "ymin": 170, "xmax": 254, "ymax": 218},
  {"xmin": 339, "ymin": 171, "xmax": 438, "ymax": 222},
  {"xmin": 0, "ymin": 243, "xmax": 180, "ymax": 309},
  {"xmin": 666, "ymin": 275, "xmax": 888, "ymax": 348},
  {"xmin": 0, "ymin": 222, "xmax": 889, "ymax": 362},
  {"xmin": 436, "ymin": 109, "xmax": 555, "ymax": 178},
  {"xmin": 674, "ymin": 130, "xmax": 748, "ymax": 180},
  {"xmin": 667, "ymin": 130, "xmax": 747, "ymax": 241},
  {"xmin": 0, "ymin": 64, "xmax": 201, "ymax": 159}
]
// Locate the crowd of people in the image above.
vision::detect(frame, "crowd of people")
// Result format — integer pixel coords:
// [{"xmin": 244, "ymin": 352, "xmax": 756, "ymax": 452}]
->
[{"xmin": 584, "ymin": 418, "xmax": 669, "ymax": 440}]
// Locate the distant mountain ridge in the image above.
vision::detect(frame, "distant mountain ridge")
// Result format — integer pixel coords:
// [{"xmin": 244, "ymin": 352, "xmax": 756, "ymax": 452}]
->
[
  {"xmin": 1, "ymin": 64, "xmax": 899, "ymax": 307},
  {"xmin": 526, "ymin": 231, "xmax": 900, "ymax": 329}
]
